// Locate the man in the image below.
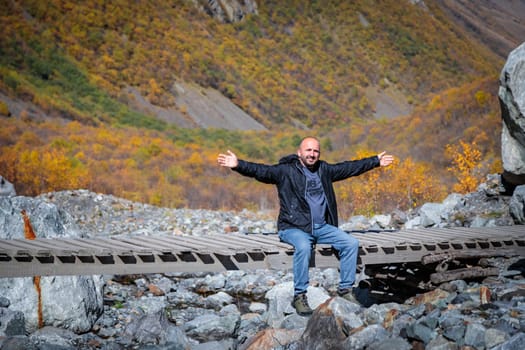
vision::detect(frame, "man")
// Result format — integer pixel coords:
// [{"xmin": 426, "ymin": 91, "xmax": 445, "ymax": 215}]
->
[{"xmin": 217, "ymin": 137, "xmax": 394, "ymax": 315}]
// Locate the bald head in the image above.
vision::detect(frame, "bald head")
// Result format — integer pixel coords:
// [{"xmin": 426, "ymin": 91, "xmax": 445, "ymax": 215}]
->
[{"xmin": 297, "ymin": 137, "xmax": 321, "ymax": 169}]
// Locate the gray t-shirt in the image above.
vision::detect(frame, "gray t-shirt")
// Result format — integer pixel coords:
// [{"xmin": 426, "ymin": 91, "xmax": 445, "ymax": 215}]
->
[{"xmin": 302, "ymin": 166, "xmax": 327, "ymax": 225}]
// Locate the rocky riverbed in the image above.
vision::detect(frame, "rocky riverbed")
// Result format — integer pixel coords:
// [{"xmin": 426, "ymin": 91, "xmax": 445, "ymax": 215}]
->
[{"xmin": 0, "ymin": 182, "xmax": 524, "ymax": 349}]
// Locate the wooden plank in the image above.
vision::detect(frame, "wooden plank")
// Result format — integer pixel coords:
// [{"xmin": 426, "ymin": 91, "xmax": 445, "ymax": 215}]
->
[
  {"xmin": 114, "ymin": 236, "xmax": 178, "ymax": 254},
  {"xmin": 88, "ymin": 238, "xmax": 150, "ymax": 255},
  {"xmin": 27, "ymin": 238, "xmax": 80, "ymax": 255},
  {"xmin": 218, "ymin": 234, "xmax": 282, "ymax": 253},
  {"xmin": 3, "ymin": 239, "xmax": 52, "ymax": 256},
  {"xmin": 164, "ymin": 235, "xmax": 240, "ymax": 254},
  {"xmin": 54, "ymin": 238, "xmax": 112, "ymax": 255},
  {"xmin": 188, "ymin": 234, "xmax": 268, "ymax": 251},
  {"xmin": 133, "ymin": 236, "xmax": 217, "ymax": 254},
  {"xmin": 430, "ymin": 266, "xmax": 499, "ymax": 284},
  {"xmin": 0, "ymin": 225, "xmax": 524, "ymax": 278}
]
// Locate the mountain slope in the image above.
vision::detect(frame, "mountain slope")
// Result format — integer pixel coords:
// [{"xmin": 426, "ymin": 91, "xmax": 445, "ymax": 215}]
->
[
  {"xmin": 0, "ymin": 0, "xmax": 504, "ymax": 130},
  {"xmin": 0, "ymin": 0, "xmax": 516, "ymax": 212},
  {"xmin": 435, "ymin": 0, "xmax": 525, "ymax": 59}
]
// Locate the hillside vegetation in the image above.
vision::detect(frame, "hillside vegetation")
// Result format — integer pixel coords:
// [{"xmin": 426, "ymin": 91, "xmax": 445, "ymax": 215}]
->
[{"xmin": 0, "ymin": 0, "xmax": 509, "ymax": 217}]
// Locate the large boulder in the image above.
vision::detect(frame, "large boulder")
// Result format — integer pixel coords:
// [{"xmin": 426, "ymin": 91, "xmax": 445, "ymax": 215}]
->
[
  {"xmin": 0, "ymin": 176, "xmax": 16, "ymax": 197},
  {"xmin": 0, "ymin": 196, "xmax": 104, "ymax": 333},
  {"xmin": 499, "ymin": 42, "xmax": 525, "ymax": 193}
]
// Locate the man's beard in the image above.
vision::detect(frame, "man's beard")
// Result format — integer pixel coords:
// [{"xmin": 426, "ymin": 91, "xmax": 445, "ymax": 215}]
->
[{"xmin": 300, "ymin": 155, "xmax": 318, "ymax": 170}]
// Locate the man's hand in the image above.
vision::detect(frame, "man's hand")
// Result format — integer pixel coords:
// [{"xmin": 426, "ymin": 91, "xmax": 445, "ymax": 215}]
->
[
  {"xmin": 378, "ymin": 151, "xmax": 394, "ymax": 167},
  {"xmin": 217, "ymin": 150, "xmax": 238, "ymax": 168}
]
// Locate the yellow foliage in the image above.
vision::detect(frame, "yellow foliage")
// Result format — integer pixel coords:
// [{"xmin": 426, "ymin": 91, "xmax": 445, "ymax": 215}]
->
[
  {"xmin": 474, "ymin": 90, "xmax": 490, "ymax": 107},
  {"xmin": 336, "ymin": 154, "xmax": 446, "ymax": 218},
  {"xmin": 445, "ymin": 140, "xmax": 483, "ymax": 193},
  {"xmin": 14, "ymin": 148, "xmax": 90, "ymax": 195},
  {"xmin": 0, "ymin": 101, "xmax": 9, "ymax": 116}
]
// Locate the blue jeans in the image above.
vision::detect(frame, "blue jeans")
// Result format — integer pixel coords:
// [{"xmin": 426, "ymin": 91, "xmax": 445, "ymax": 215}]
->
[{"xmin": 279, "ymin": 223, "xmax": 359, "ymax": 295}]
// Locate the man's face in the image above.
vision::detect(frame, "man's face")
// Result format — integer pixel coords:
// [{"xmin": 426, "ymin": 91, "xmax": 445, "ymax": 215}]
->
[{"xmin": 297, "ymin": 138, "xmax": 320, "ymax": 169}]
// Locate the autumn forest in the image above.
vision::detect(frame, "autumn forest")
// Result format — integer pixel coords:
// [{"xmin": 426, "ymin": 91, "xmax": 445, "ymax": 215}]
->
[{"xmin": 0, "ymin": 0, "xmax": 508, "ymax": 220}]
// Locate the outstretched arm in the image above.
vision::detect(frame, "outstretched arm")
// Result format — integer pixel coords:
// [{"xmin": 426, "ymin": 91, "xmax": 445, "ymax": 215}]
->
[
  {"xmin": 377, "ymin": 151, "xmax": 394, "ymax": 167},
  {"xmin": 217, "ymin": 150, "xmax": 238, "ymax": 168}
]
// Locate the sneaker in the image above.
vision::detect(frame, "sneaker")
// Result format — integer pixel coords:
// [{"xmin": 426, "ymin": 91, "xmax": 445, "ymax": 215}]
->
[
  {"xmin": 292, "ymin": 293, "xmax": 313, "ymax": 316},
  {"xmin": 338, "ymin": 288, "xmax": 359, "ymax": 304}
]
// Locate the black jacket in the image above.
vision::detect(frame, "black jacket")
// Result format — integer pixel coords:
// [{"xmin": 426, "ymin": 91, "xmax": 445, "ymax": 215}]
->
[{"xmin": 233, "ymin": 154, "xmax": 380, "ymax": 233}]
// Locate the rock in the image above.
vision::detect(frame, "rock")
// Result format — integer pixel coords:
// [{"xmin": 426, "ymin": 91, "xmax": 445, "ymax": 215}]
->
[
  {"xmin": 298, "ymin": 298, "xmax": 352, "ymax": 350},
  {"xmin": 441, "ymin": 315, "xmax": 466, "ymax": 344},
  {"xmin": 29, "ymin": 326, "xmax": 78, "ymax": 349},
  {"xmin": 0, "ymin": 176, "xmax": 16, "ymax": 197},
  {"xmin": 0, "ymin": 188, "xmax": 523, "ymax": 349},
  {"xmin": 426, "ymin": 334, "xmax": 458, "ymax": 350},
  {"xmin": 122, "ymin": 310, "xmax": 191, "ymax": 346},
  {"xmin": 499, "ymin": 42, "xmax": 525, "ymax": 192},
  {"xmin": 509, "ymin": 185, "xmax": 525, "ymax": 224},
  {"xmin": 464, "ymin": 322, "xmax": 485, "ymax": 348},
  {"xmin": 491, "ymin": 332, "xmax": 525, "ymax": 350},
  {"xmin": 371, "ymin": 214, "xmax": 392, "ymax": 228},
  {"xmin": 0, "ymin": 196, "xmax": 104, "ymax": 334},
  {"xmin": 485, "ymin": 327, "xmax": 510, "ymax": 348},
  {"xmin": 368, "ymin": 336, "xmax": 412, "ymax": 350},
  {"xmin": 239, "ymin": 328, "xmax": 302, "ymax": 350},
  {"xmin": 183, "ymin": 312, "xmax": 240, "ymax": 341},
  {"xmin": 419, "ymin": 202, "xmax": 445, "ymax": 227},
  {"xmin": 195, "ymin": 0, "xmax": 258, "ymax": 23},
  {"xmin": 0, "ymin": 276, "xmax": 104, "ymax": 334},
  {"xmin": 0, "ymin": 308, "xmax": 25, "ymax": 336},
  {"xmin": 342, "ymin": 323, "xmax": 389, "ymax": 349}
]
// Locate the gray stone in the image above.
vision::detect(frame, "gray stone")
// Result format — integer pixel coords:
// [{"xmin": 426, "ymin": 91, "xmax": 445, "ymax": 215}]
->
[
  {"xmin": 0, "ymin": 336, "xmax": 37, "ymax": 350},
  {"xmin": 391, "ymin": 313, "xmax": 416, "ymax": 338},
  {"xmin": 407, "ymin": 318, "xmax": 437, "ymax": 344},
  {"xmin": 420, "ymin": 308, "xmax": 440, "ymax": 329},
  {"xmin": 205, "ymin": 291, "xmax": 234, "ymax": 310},
  {"xmin": 464, "ymin": 322, "xmax": 486, "ymax": 348},
  {"xmin": 0, "ymin": 176, "xmax": 16, "ymax": 197},
  {"xmin": 405, "ymin": 216, "xmax": 422, "ymax": 229},
  {"xmin": 343, "ymin": 324, "xmax": 389, "ymax": 349},
  {"xmin": 29, "ymin": 326, "xmax": 77, "ymax": 348},
  {"xmin": 192, "ymin": 339, "xmax": 236, "ymax": 350},
  {"xmin": 371, "ymin": 214, "xmax": 392, "ymax": 228},
  {"xmin": 122, "ymin": 310, "xmax": 190, "ymax": 346},
  {"xmin": 0, "ymin": 308, "xmax": 25, "ymax": 336},
  {"xmin": 485, "ymin": 327, "xmax": 510, "ymax": 348},
  {"xmin": 363, "ymin": 302, "xmax": 403, "ymax": 325},
  {"xmin": 341, "ymin": 215, "xmax": 369, "ymax": 230},
  {"xmin": 491, "ymin": 333, "xmax": 525, "ymax": 350},
  {"xmin": 419, "ymin": 202, "xmax": 445, "ymax": 227},
  {"xmin": 368, "ymin": 336, "xmax": 412, "ymax": 350},
  {"xmin": 279, "ymin": 313, "xmax": 309, "ymax": 330},
  {"xmin": 439, "ymin": 313, "xmax": 466, "ymax": 343},
  {"xmin": 237, "ymin": 313, "xmax": 269, "ymax": 346},
  {"xmin": 499, "ymin": 42, "xmax": 525, "ymax": 179},
  {"xmin": 183, "ymin": 313, "xmax": 240, "ymax": 341},
  {"xmin": 0, "ymin": 297, "xmax": 10, "ymax": 307},
  {"xmin": 449, "ymin": 280, "xmax": 468, "ymax": 293},
  {"xmin": 248, "ymin": 302, "xmax": 267, "ymax": 314},
  {"xmin": 0, "ymin": 275, "xmax": 104, "ymax": 334},
  {"xmin": 442, "ymin": 193, "xmax": 463, "ymax": 212},
  {"xmin": 127, "ymin": 295, "xmax": 167, "ymax": 314},
  {"xmin": 471, "ymin": 216, "xmax": 489, "ymax": 227},
  {"xmin": 510, "ymin": 185, "xmax": 525, "ymax": 224},
  {"xmin": 426, "ymin": 334, "xmax": 458, "ymax": 350}
]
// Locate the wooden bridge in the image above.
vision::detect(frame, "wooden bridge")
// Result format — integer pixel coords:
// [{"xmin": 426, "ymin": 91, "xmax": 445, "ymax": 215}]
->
[{"xmin": 0, "ymin": 225, "xmax": 524, "ymax": 278}]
